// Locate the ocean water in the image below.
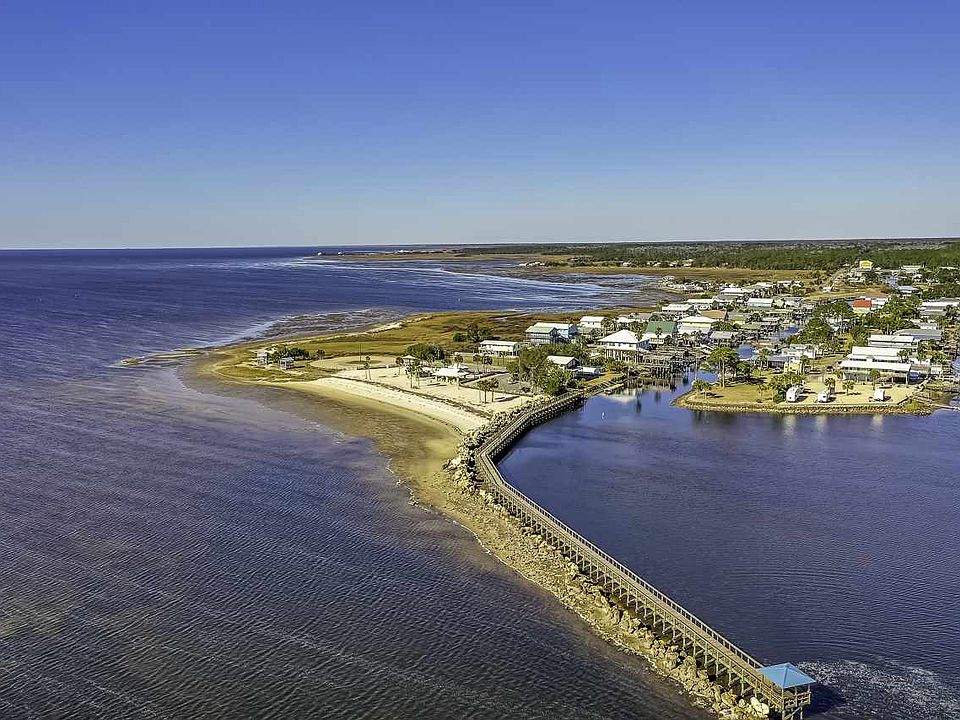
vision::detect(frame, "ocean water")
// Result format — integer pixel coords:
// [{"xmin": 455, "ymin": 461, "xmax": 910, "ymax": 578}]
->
[
  {"xmin": 0, "ymin": 248, "xmax": 701, "ymax": 719},
  {"xmin": 499, "ymin": 384, "xmax": 960, "ymax": 719}
]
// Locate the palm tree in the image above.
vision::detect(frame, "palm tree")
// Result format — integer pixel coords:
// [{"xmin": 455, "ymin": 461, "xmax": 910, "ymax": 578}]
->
[
  {"xmin": 843, "ymin": 379, "xmax": 855, "ymax": 395},
  {"xmin": 756, "ymin": 348, "xmax": 770, "ymax": 371},
  {"xmin": 825, "ymin": 377, "xmax": 836, "ymax": 397},
  {"xmin": 316, "ymin": 348, "xmax": 326, "ymax": 367},
  {"xmin": 869, "ymin": 368, "xmax": 881, "ymax": 388},
  {"xmin": 363, "ymin": 355, "xmax": 372, "ymax": 380},
  {"xmin": 706, "ymin": 346, "xmax": 739, "ymax": 387}
]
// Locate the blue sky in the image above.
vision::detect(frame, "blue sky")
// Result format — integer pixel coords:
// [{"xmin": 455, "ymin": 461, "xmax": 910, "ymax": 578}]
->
[{"xmin": 1, "ymin": 1, "xmax": 958, "ymax": 248}]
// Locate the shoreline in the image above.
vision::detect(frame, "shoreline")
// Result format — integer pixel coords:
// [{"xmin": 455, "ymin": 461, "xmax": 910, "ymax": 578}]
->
[{"xmin": 189, "ymin": 351, "xmax": 773, "ymax": 719}]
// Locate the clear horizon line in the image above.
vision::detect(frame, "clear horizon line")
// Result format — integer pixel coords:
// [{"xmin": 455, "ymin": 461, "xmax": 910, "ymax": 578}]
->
[{"xmin": 1, "ymin": 234, "xmax": 959, "ymax": 253}]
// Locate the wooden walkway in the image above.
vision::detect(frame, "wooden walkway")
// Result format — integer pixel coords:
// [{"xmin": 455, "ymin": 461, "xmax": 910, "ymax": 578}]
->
[{"xmin": 476, "ymin": 388, "xmax": 812, "ymax": 719}]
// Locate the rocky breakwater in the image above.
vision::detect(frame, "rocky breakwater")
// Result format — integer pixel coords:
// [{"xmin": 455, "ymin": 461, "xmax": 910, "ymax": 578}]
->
[{"xmin": 444, "ymin": 400, "xmax": 773, "ymax": 720}]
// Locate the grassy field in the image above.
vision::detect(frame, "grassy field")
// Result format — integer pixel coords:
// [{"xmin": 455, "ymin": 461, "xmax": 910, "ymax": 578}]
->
[{"xmin": 202, "ymin": 309, "xmax": 633, "ymax": 385}]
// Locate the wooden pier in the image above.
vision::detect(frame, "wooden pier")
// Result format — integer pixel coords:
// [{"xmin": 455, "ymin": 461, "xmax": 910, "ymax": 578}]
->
[{"xmin": 476, "ymin": 389, "xmax": 813, "ymax": 719}]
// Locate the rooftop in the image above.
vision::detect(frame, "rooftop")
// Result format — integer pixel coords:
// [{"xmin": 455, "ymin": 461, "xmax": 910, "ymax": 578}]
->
[{"xmin": 758, "ymin": 663, "xmax": 816, "ymax": 690}]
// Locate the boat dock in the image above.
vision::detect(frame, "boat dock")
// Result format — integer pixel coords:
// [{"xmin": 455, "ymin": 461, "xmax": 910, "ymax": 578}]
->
[{"xmin": 476, "ymin": 389, "xmax": 814, "ymax": 719}]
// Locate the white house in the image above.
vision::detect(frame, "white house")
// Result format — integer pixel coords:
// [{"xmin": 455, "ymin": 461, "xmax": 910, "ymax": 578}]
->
[
  {"xmin": 478, "ymin": 340, "xmax": 520, "ymax": 357},
  {"xmin": 255, "ymin": 349, "xmax": 270, "ymax": 366},
  {"xmin": 677, "ymin": 314, "xmax": 719, "ymax": 335},
  {"xmin": 279, "ymin": 356, "xmax": 295, "ymax": 370},
  {"xmin": 840, "ymin": 358, "xmax": 912, "ymax": 383},
  {"xmin": 597, "ymin": 329, "xmax": 647, "ymax": 362},
  {"xmin": 579, "ymin": 316, "xmax": 606, "ymax": 334},
  {"xmin": 546, "ymin": 355, "xmax": 578, "ymax": 369}
]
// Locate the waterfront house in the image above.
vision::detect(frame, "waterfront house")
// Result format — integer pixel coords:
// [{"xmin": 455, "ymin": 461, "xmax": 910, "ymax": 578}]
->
[
  {"xmin": 578, "ymin": 316, "xmax": 606, "ymax": 335},
  {"xmin": 478, "ymin": 340, "xmax": 520, "ymax": 357},
  {"xmin": 765, "ymin": 354, "xmax": 790, "ymax": 371},
  {"xmin": 597, "ymin": 329, "xmax": 647, "ymax": 362},
  {"xmin": 255, "ymin": 349, "xmax": 270, "ymax": 366},
  {"xmin": 840, "ymin": 358, "xmax": 912, "ymax": 384},
  {"xmin": 525, "ymin": 322, "xmax": 579, "ymax": 345},
  {"xmin": 279, "ymin": 356, "xmax": 295, "ymax": 370},
  {"xmin": 546, "ymin": 355, "xmax": 578, "ymax": 369}
]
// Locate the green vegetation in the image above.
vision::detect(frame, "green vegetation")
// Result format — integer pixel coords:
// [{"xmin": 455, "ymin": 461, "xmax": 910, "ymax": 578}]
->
[
  {"xmin": 506, "ymin": 346, "xmax": 576, "ymax": 396},
  {"xmin": 468, "ymin": 238, "xmax": 960, "ymax": 271}
]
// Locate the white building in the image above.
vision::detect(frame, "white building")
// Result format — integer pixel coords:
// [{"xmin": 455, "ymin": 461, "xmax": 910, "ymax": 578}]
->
[
  {"xmin": 478, "ymin": 340, "xmax": 520, "ymax": 357},
  {"xmin": 279, "ymin": 356, "xmax": 295, "ymax": 370},
  {"xmin": 840, "ymin": 359, "xmax": 912, "ymax": 383},
  {"xmin": 255, "ymin": 349, "xmax": 271, "ymax": 366},
  {"xmin": 579, "ymin": 316, "xmax": 606, "ymax": 334},
  {"xmin": 597, "ymin": 329, "xmax": 647, "ymax": 362}
]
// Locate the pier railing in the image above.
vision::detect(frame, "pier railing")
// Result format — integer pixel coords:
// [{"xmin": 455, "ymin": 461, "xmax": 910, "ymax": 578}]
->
[{"xmin": 476, "ymin": 389, "xmax": 809, "ymax": 716}]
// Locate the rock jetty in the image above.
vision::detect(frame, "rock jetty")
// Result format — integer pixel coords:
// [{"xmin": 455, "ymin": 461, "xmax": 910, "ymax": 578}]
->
[{"xmin": 443, "ymin": 402, "xmax": 773, "ymax": 719}]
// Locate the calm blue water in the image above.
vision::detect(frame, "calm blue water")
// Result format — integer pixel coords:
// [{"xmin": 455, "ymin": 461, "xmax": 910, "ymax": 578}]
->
[
  {"xmin": 0, "ymin": 248, "xmax": 702, "ymax": 719},
  {"xmin": 499, "ymin": 383, "xmax": 960, "ymax": 720}
]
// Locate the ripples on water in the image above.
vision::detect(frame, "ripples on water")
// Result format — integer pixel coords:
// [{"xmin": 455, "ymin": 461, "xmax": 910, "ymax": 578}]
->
[
  {"xmin": 1, "ymin": 249, "xmax": 704, "ymax": 719},
  {"xmin": 499, "ymin": 385, "xmax": 960, "ymax": 719}
]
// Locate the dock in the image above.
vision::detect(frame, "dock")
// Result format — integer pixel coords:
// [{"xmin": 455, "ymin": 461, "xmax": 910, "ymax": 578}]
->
[{"xmin": 476, "ymin": 389, "xmax": 814, "ymax": 719}]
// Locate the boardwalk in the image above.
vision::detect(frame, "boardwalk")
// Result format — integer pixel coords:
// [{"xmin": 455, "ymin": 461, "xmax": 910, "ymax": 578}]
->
[{"xmin": 476, "ymin": 389, "xmax": 813, "ymax": 719}]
